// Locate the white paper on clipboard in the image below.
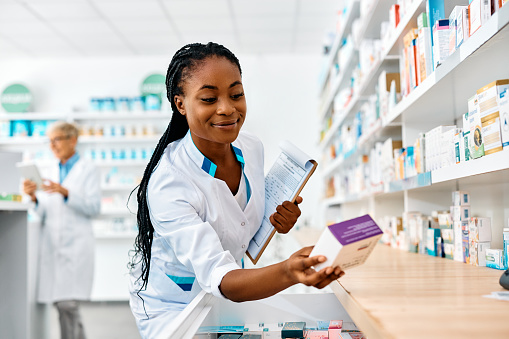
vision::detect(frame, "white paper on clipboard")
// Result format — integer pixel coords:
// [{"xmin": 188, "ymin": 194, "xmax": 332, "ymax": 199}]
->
[{"xmin": 246, "ymin": 140, "xmax": 317, "ymax": 264}]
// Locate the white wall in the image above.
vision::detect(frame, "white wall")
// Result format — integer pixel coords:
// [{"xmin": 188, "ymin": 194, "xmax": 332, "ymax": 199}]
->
[{"xmin": 0, "ymin": 53, "xmax": 324, "ymax": 226}]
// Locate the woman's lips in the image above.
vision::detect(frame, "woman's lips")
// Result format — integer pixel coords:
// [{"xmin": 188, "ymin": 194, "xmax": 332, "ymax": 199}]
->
[{"xmin": 212, "ymin": 119, "xmax": 239, "ymax": 129}]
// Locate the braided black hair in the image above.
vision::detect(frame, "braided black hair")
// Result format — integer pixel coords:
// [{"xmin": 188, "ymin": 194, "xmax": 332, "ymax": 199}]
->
[{"xmin": 129, "ymin": 42, "xmax": 242, "ymax": 294}]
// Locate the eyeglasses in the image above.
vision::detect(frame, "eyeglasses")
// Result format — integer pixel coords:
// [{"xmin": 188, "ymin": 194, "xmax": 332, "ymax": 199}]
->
[{"xmin": 48, "ymin": 136, "xmax": 71, "ymax": 144}]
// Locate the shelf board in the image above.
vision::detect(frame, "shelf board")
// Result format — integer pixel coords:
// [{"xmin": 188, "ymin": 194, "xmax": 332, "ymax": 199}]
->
[
  {"xmin": 0, "ymin": 112, "xmax": 67, "ymax": 120},
  {"xmin": 0, "ymin": 201, "xmax": 30, "ymax": 211},
  {"xmin": 99, "ymin": 209, "xmax": 137, "ymax": 217},
  {"xmin": 101, "ymin": 185, "xmax": 138, "ymax": 191},
  {"xmin": 94, "ymin": 232, "xmax": 137, "ymax": 240},
  {"xmin": 432, "ymin": 148, "xmax": 509, "ymax": 184},
  {"xmin": 71, "ymin": 111, "xmax": 171, "ymax": 120},
  {"xmin": 388, "ymin": 172, "xmax": 432, "ymax": 193},
  {"xmin": 0, "ymin": 137, "xmax": 47, "ymax": 145},
  {"xmin": 79, "ymin": 136, "xmax": 160, "ymax": 144},
  {"xmin": 330, "ymin": 245, "xmax": 509, "ymax": 339},
  {"xmin": 94, "ymin": 161, "xmax": 147, "ymax": 167},
  {"xmin": 384, "ymin": 4, "xmax": 509, "ymax": 125}
]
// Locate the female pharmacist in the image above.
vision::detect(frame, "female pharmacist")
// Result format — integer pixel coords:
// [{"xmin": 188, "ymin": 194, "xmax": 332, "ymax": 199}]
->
[
  {"xmin": 23, "ymin": 121, "xmax": 101, "ymax": 339},
  {"xmin": 128, "ymin": 42, "xmax": 344, "ymax": 338}
]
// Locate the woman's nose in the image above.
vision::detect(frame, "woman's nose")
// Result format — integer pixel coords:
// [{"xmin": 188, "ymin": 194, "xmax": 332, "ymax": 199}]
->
[{"xmin": 216, "ymin": 98, "xmax": 234, "ymax": 115}]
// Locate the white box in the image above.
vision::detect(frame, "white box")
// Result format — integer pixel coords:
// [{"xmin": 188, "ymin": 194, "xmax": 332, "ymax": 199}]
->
[
  {"xmin": 451, "ymin": 205, "xmax": 471, "ymax": 222},
  {"xmin": 469, "ymin": 217, "xmax": 492, "ymax": 242},
  {"xmin": 455, "ymin": 6, "xmax": 469, "ymax": 47},
  {"xmin": 470, "ymin": 241, "xmax": 491, "ymax": 266},
  {"xmin": 311, "ymin": 215, "xmax": 383, "ymax": 271},
  {"xmin": 432, "ymin": 19, "xmax": 450, "ymax": 69},
  {"xmin": 452, "ymin": 190, "xmax": 470, "ymax": 206},
  {"xmin": 469, "ymin": 0, "xmax": 491, "ymax": 36},
  {"xmin": 481, "ymin": 113, "xmax": 504, "ymax": 155}
]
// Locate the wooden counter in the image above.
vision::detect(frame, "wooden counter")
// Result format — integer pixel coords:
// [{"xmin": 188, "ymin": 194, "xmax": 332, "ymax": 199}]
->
[{"xmin": 330, "ymin": 245, "xmax": 509, "ymax": 339}]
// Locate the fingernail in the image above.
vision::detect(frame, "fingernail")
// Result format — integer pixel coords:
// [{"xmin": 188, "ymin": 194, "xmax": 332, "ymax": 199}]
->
[{"xmin": 319, "ymin": 256, "xmax": 326, "ymax": 262}]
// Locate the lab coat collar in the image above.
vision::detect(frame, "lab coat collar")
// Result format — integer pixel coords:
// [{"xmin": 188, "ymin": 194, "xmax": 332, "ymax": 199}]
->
[{"xmin": 182, "ymin": 130, "xmax": 245, "ymax": 178}]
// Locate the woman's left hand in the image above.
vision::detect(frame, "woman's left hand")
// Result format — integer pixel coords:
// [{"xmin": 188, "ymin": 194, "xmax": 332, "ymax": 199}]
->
[{"xmin": 269, "ymin": 196, "xmax": 303, "ymax": 234}]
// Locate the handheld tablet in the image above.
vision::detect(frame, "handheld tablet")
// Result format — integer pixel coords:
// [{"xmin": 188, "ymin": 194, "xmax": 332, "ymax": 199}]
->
[{"xmin": 16, "ymin": 162, "xmax": 44, "ymax": 189}]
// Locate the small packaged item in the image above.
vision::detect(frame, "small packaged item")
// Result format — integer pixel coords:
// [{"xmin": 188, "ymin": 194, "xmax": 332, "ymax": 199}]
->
[
  {"xmin": 451, "ymin": 205, "xmax": 470, "ymax": 222},
  {"xmin": 485, "ymin": 248, "xmax": 506, "ymax": 269},
  {"xmin": 101, "ymin": 97, "xmax": 116, "ymax": 112},
  {"xmin": 499, "ymin": 94, "xmax": 509, "ymax": 148},
  {"xmin": 304, "ymin": 330, "xmax": 328, "ymax": 339},
  {"xmin": 444, "ymin": 243, "xmax": 455, "ymax": 259},
  {"xmin": 468, "ymin": 96, "xmax": 485, "ymax": 159},
  {"xmin": 452, "ymin": 190, "xmax": 470, "ymax": 206},
  {"xmin": 427, "ymin": 228, "xmax": 441, "ymax": 256},
  {"xmin": 89, "ymin": 98, "xmax": 101, "ymax": 111},
  {"xmin": 469, "ymin": 217, "xmax": 492, "ymax": 242},
  {"xmin": 470, "ymin": 241, "xmax": 491, "ymax": 266},
  {"xmin": 116, "ymin": 97, "xmax": 131, "ymax": 112},
  {"xmin": 131, "ymin": 96, "xmax": 145, "ymax": 111},
  {"xmin": 282, "ymin": 322, "xmax": 306, "ymax": 339}
]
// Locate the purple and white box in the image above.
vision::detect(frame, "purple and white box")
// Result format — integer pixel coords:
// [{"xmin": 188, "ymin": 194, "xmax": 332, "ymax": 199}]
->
[{"xmin": 311, "ymin": 214, "xmax": 383, "ymax": 271}]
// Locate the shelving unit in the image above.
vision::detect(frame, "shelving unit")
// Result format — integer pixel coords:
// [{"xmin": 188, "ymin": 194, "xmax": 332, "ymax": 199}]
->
[{"xmin": 318, "ymin": 1, "xmax": 509, "ymax": 335}]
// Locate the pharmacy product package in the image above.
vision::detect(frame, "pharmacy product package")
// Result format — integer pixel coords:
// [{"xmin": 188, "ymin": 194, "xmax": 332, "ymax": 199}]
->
[{"xmin": 311, "ymin": 214, "xmax": 383, "ymax": 271}]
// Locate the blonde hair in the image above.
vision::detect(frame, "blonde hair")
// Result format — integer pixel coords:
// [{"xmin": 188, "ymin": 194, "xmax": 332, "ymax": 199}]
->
[{"xmin": 47, "ymin": 121, "xmax": 79, "ymax": 139}]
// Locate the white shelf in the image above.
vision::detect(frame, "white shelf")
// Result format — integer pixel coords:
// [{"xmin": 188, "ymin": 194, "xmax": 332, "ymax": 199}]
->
[
  {"xmin": 0, "ymin": 201, "xmax": 30, "ymax": 211},
  {"xmin": 101, "ymin": 184, "xmax": 138, "ymax": 191},
  {"xmin": 71, "ymin": 111, "xmax": 171, "ymax": 120},
  {"xmin": 432, "ymin": 148, "xmax": 509, "ymax": 184},
  {"xmin": 79, "ymin": 136, "xmax": 159, "ymax": 144},
  {"xmin": 94, "ymin": 232, "xmax": 137, "ymax": 240},
  {"xmin": 94, "ymin": 161, "xmax": 147, "ymax": 167},
  {"xmin": 0, "ymin": 137, "xmax": 48, "ymax": 145},
  {"xmin": 99, "ymin": 209, "xmax": 136, "ymax": 217},
  {"xmin": 0, "ymin": 112, "xmax": 67, "ymax": 120}
]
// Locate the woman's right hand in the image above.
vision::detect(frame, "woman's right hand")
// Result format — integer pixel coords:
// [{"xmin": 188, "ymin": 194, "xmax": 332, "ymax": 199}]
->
[
  {"xmin": 23, "ymin": 179, "xmax": 37, "ymax": 202},
  {"xmin": 284, "ymin": 246, "xmax": 344, "ymax": 289}
]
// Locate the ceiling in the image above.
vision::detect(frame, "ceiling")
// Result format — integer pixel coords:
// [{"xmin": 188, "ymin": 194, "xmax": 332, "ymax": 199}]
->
[{"xmin": 0, "ymin": 0, "xmax": 341, "ymax": 59}]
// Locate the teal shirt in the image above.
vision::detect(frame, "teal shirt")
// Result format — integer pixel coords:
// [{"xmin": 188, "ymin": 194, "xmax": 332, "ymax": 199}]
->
[{"xmin": 59, "ymin": 152, "xmax": 80, "ymax": 183}]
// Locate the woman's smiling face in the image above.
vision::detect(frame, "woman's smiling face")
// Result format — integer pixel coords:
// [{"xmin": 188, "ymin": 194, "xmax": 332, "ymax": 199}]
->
[{"xmin": 174, "ymin": 56, "xmax": 247, "ymax": 148}]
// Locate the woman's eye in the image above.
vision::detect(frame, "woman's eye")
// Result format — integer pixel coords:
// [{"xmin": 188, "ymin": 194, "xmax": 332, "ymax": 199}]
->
[
  {"xmin": 232, "ymin": 92, "xmax": 244, "ymax": 99},
  {"xmin": 201, "ymin": 98, "xmax": 216, "ymax": 103}
]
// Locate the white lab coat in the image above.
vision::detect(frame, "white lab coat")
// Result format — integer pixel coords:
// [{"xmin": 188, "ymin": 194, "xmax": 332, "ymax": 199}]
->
[
  {"xmin": 33, "ymin": 158, "xmax": 101, "ymax": 303},
  {"xmin": 129, "ymin": 131, "xmax": 265, "ymax": 339}
]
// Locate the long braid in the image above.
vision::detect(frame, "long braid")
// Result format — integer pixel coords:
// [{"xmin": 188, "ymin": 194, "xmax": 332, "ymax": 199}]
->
[{"xmin": 129, "ymin": 42, "xmax": 242, "ymax": 296}]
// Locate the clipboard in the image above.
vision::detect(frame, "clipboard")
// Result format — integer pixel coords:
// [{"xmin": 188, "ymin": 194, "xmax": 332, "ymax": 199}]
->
[
  {"xmin": 16, "ymin": 162, "xmax": 44, "ymax": 189},
  {"xmin": 246, "ymin": 140, "xmax": 318, "ymax": 264}
]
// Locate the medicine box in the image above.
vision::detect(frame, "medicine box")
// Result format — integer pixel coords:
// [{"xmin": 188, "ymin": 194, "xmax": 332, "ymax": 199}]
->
[
  {"xmin": 476, "ymin": 79, "xmax": 509, "ymax": 120},
  {"xmin": 282, "ymin": 322, "xmax": 305, "ymax": 339},
  {"xmin": 455, "ymin": 6, "xmax": 469, "ymax": 47},
  {"xmin": 311, "ymin": 214, "xmax": 383, "ymax": 271},
  {"xmin": 444, "ymin": 243, "xmax": 455, "ymax": 259},
  {"xmin": 462, "ymin": 229, "xmax": 470, "ymax": 264},
  {"xmin": 469, "ymin": 217, "xmax": 492, "ymax": 242},
  {"xmin": 304, "ymin": 330, "xmax": 328, "ymax": 339},
  {"xmin": 485, "ymin": 248, "xmax": 506, "ymax": 270},
  {"xmin": 438, "ymin": 212, "xmax": 452, "ymax": 229},
  {"xmin": 328, "ymin": 320, "xmax": 342, "ymax": 339},
  {"xmin": 243, "ymin": 323, "xmax": 264, "ymax": 336},
  {"xmin": 499, "ymin": 94, "xmax": 509, "ymax": 148},
  {"xmin": 468, "ymin": 96, "xmax": 485, "ymax": 159},
  {"xmin": 470, "ymin": 241, "xmax": 491, "ymax": 266},
  {"xmin": 452, "ymin": 190, "xmax": 470, "ymax": 206},
  {"xmin": 441, "ymin": 229, "xmax": 455, "ymax": 243},
  {"xmin": 453, "ymin": 222, "xmax": 464, "ymax": 262},
  {"xmin": 432, "ymin": 19, "xmax": 450, "ymax": 69},
  {"xmin": 262, "ymin": 323, "xmax": 283, "ymax": 338},
  {"xmin": 451, "ymin": 205, "xmax": 471, "ymax": 222},
  {"xmin": 427, "ymin": 228, "xmax": 441, "ymax": 256},
  {"xmin": 481, "ymin": 113, "xmax": 503, "ymax": 155},
  {"xmin": 469, "ymin": 0, "xmax": 490, "ymax": 36}
]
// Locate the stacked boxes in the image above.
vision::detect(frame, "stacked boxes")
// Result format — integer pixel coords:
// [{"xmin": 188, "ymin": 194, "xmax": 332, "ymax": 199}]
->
[
  {"xmin": 451, "ymin": 191, "xmax": 471, "ymax": 262},
  {"xmin": 477, "ymin": 80, "xmax": 509, "ymax": 155},
  {"xmin": 469, "ymin": 217, "xmax": 492, "ymax": 266}
]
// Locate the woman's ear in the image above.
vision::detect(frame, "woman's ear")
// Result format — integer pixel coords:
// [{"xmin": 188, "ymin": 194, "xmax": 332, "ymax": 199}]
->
[{"xmin": 174, "ymin": 95, "xmax": 186, "ymax": 116}]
